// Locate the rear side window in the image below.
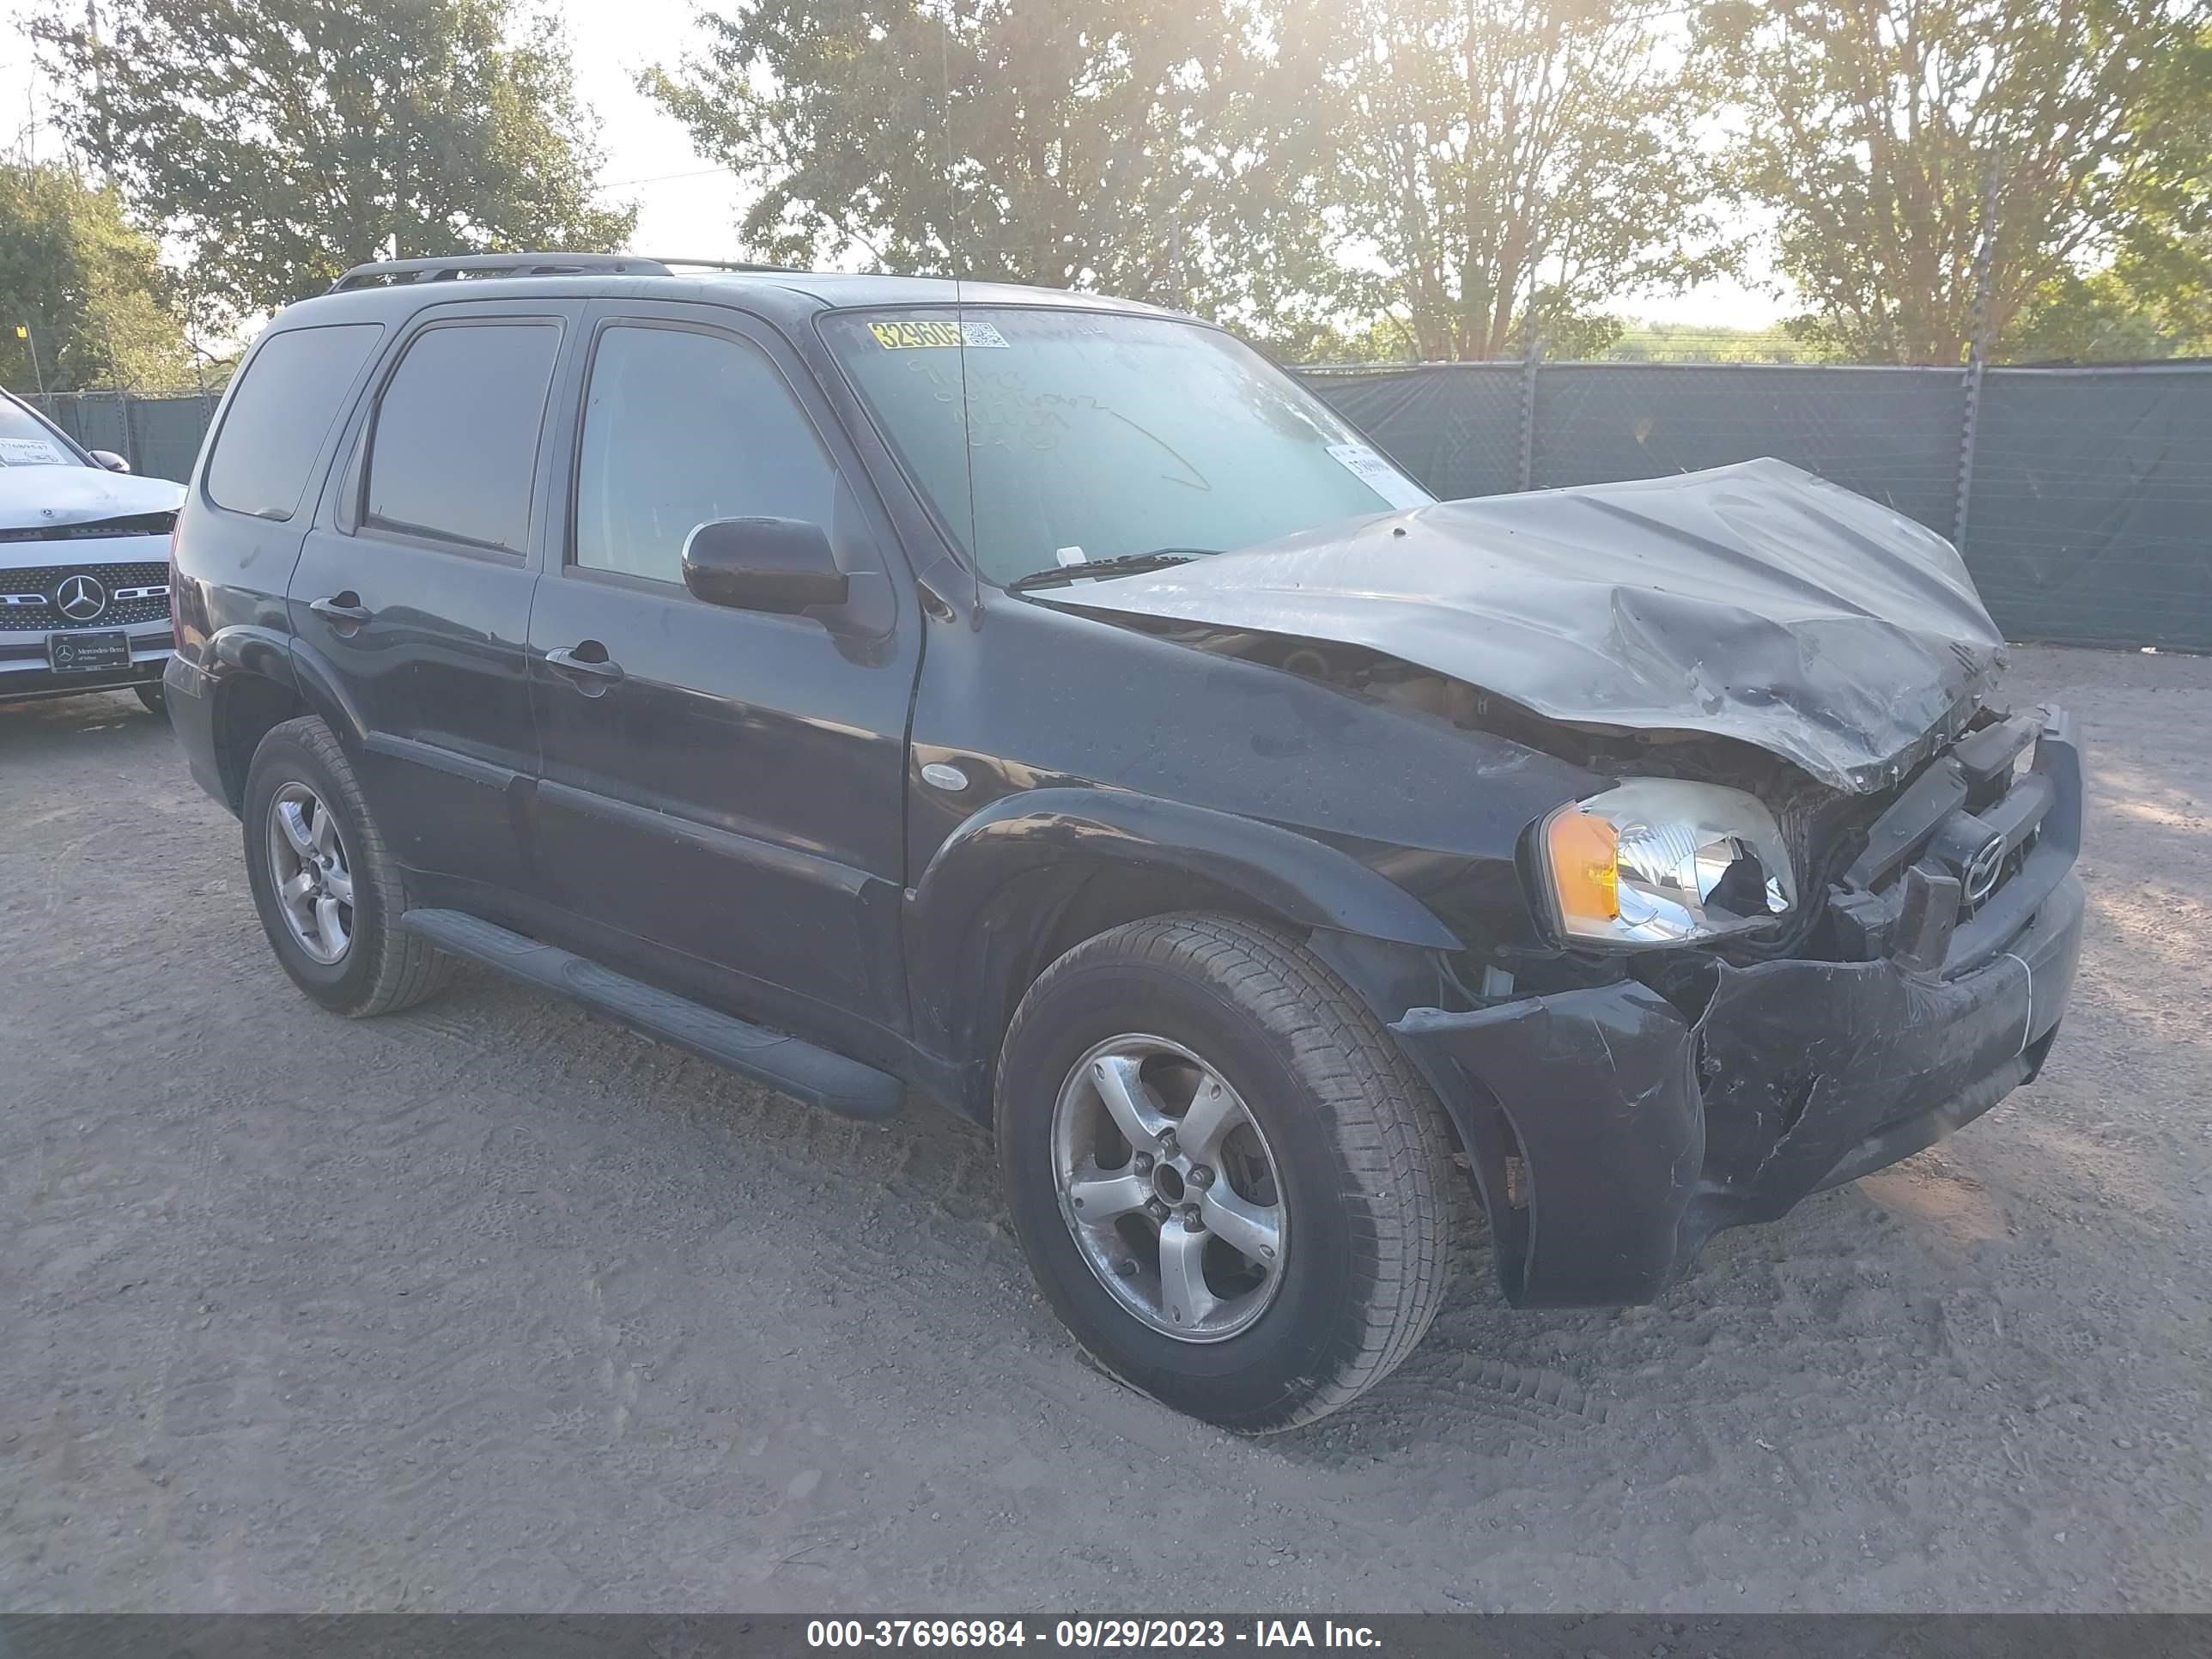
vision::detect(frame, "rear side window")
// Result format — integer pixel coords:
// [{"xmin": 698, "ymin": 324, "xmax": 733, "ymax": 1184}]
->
[
  {"xmin": 205, "ymin": 323, "xmax": 385, "ymax": 520},
  {"xmin": 365, "ymin": 321, "xmax": 562, "ymax": 552},
  {"xmin": 573, "ymin": 324, "xmax": 836, "ymax": 583}
]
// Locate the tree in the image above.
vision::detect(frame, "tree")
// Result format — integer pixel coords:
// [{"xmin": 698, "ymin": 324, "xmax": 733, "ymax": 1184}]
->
[
  {"xmin": 1708, "ymin": 0, "xmax": 2212, "ymax": 365},
  {"xmin": 1274, "ymin": 0, "xmax": 1730, "ymax": 362},
  {"xmin": 33, "ymin": 0, "xmax": 635, "ymax": 328},
  {"xmin": 643, "ymin": 0, "xmax": 1323, "ymax": 324},
  {"xmin": 2001, "ymin": 261, "xmax": 2212, "ymax": 362},
  {"xmin": 0, "ymin": 161, "xmax": 195, "ymax": 392}
]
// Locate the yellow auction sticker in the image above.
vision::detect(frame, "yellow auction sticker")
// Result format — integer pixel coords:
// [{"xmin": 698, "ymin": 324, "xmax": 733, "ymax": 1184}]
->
[{"xmin": 868, "ymin": 319, "xmax": 1010, "ymax": 350}]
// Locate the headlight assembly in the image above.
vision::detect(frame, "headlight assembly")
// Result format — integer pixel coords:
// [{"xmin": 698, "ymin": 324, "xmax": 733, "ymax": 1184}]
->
[{"xmin": 1537, "ymin": 779, "xmax": 1796, "ymax": 949}]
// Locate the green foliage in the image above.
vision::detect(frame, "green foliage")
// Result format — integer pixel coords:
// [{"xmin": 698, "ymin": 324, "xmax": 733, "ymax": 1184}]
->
[
  {"xmin": 33, "ymin": 0, "xmax": 636, "ymax": 328},
  {"xmin": 1602, "ymin": 318, "xmax": 1842, "ymax": 363},
  {"xmin": 644, "ymin": 0, "xmax": 1320, "ymax": 325},
  {"xmin": 1276, "ymin": 0, "xmax": 1733, "ymax": 362},
  {"xmin": 2002, "ymin": 259, "xmax": 2212, "ymax": 362},
  {"xmin": 19, "ymin": 0, "xmax": 2212, "ymax": 376},
  {"xmin": 1705, "ymin": 0, "xmax": 2212, "ymax": 366},
  {"xmin": 1273, "ymin": 313, "xmax": 1423, "ymax": 365},
  {"xmin": 0, "ymin": 161, "xmax": 195, "ymax": 392}
]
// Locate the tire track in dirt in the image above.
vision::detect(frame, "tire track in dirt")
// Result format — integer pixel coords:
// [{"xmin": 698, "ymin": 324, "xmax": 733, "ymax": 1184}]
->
[{"xmin": 3, "ymin": 663, "xmax": 2209, "ymax": 1611}]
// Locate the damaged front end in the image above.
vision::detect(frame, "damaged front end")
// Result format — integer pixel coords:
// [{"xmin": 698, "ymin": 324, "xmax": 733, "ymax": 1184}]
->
[
  {"xmin": 1041, "ymin": 458, "xmax": 2085, "ymax": 1307},
  {"xmin": 1392, "ymin": 709, "xmax": 2084, "ymax": 1308}
]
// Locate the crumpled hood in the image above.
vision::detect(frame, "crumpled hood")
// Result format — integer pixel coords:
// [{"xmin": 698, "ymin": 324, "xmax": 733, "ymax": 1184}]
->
[
  {"xmin": 1048, "ymin": 459, "xmax": 2004, "ymax": 793},
  {"xmin": 0, "ymin": 465, "xmax": 185, "ymax": 531}
]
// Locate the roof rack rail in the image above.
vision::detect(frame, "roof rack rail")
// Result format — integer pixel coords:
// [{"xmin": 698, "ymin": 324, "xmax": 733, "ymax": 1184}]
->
[
  {"xmin": 328, "ymin": 252, "xmax": 674, "ymax": 292},
  {"xmin": 328, "ymin": 252, "xmax": 805, "ymax": 293},
  {"xmin": 651, "ymin": 256, "xmax": 799, "ymax": 275}
]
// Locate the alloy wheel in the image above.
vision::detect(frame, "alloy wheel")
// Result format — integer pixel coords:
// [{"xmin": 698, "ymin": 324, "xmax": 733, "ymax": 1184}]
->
[
  {"xmin": 1049, "ymin": 1034, "xmax": 1289, "ymax": 1342},
  {"xmin": 265, "ymin": 780, "xmax": 355, "ymax": 964}
]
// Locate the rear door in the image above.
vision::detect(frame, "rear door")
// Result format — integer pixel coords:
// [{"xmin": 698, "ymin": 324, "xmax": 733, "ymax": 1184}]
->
[
  {"xmin": 172, "ymin": 318, "xmax": 388, "ymax": 684},
  {"xmin": 526, "ymin": 301, "xmax": 919, "ymax": 1038},
  {"xmin": 289, "ymin": 301, "xmax": 580, "ymax": 900}
]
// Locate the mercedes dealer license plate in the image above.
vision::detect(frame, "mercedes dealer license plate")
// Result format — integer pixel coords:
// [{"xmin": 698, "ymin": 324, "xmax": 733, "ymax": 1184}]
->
[{"xmin": 48, "ymin": 629, "xmax": 131, "ymax": 673}]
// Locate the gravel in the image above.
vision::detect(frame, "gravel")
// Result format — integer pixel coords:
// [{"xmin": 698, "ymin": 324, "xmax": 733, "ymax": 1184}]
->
[{"xmin": 3, "ymin": 645, "xmax": 2207, "ymax": 1612}]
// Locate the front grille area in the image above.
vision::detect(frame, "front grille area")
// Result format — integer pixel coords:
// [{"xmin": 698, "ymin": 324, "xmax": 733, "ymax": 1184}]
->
[
  {"xmin": 1816, "ymin": 711, "xmax": 2055, "ymax": 963},
  {"xmin": 0, "ymin": 559, "xmax": 172, "ymax": 631}
]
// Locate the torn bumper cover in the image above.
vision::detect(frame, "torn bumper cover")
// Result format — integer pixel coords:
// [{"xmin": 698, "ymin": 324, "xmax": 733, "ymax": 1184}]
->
[{"xmin": 1391, "ymin": 715, "xmax": 2086, "ymax": 1309}]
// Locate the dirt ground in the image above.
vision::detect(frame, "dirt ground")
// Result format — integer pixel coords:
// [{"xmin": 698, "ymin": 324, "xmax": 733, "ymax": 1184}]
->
[{"xmin": 3, "ymin": 644, "xmax": 2208, "ymax": 1613}]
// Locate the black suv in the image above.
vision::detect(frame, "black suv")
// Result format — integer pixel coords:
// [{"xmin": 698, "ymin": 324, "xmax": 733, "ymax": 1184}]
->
[{"xmin": 168, "ymin": 252, "xmax": 2085, "ymax": 1431}]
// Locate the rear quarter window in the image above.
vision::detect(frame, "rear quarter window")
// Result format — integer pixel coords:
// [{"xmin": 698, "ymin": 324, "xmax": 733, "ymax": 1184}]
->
[
  {"xmin": 363, "ymin": 321, "xmax": 562, "ymax": 553},
  {"xmin": 204, "ymin": 322, "xmax": 386, "ymax": 520}
]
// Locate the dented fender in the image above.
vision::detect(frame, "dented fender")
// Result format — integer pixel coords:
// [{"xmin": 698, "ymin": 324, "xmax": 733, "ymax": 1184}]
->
[{"xmin": 905, "ymin": 787, "xmax": 1465, "ymax": 1099}]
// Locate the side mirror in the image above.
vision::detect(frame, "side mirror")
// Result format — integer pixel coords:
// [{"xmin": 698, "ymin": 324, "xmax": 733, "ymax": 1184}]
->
[
  {"xmin": 681, "ymin": 516, "xmax": 848, "ymax": 615},
  {"xmin": 89, "ymin": 450, "xmax": 131, "ymax": 473}
]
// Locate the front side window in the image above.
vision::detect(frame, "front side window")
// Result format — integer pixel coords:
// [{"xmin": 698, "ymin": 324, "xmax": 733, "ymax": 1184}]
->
[
  {"xmin": 365, "ymin": 321, "xmax": 561, "ymax": 551},
  {"xmin": 206, "ymin": 322, "xmax": 385, "ymax": 520},
  {"xmin": 821, "ymin": 307, "xmax": 1431, "ymax": 588},
  {"xmin": 573, "ymin": 324, "xmax": 837, "ymax": 583}
]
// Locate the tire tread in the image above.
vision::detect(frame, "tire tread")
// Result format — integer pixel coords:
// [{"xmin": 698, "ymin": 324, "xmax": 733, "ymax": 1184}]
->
[
  {"xmin": 247, "ymin": 716, "xmax": 453, "ymax": 1018},
  {"xmin": 1000, "ymin": 912, "xmax": 1459, "ymax": 1431}
]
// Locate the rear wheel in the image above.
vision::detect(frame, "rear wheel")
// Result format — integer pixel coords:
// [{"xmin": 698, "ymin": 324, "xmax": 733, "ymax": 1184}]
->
[
  {"xmin": 997, "ymin": 915, "xmax": 1459, "ymax": 1431},
  {"xmin": 241, "ymin": 715, "xmax": 453, "ymax": 1017}
]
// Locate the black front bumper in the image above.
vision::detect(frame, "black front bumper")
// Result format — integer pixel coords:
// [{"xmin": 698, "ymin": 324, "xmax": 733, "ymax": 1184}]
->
[{"xmin": 1392, "ymin": 711, "xmax": 2086, "ymax": 1309}]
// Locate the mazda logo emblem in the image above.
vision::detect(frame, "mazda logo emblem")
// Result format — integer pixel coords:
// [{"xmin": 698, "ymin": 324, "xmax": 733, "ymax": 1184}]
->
[
  {"xmin": 1963, "ymin": 835, "xmax": 2006, "ymax": 903},
  {"xmin": 53, "ymin": 574, "xmax": 106, "ymax": 622}
]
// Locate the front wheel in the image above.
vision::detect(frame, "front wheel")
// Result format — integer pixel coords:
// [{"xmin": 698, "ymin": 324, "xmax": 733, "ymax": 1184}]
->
[{"xmin": 996, "ymin": 915, "xmax": 1460, "ymax": 1431}]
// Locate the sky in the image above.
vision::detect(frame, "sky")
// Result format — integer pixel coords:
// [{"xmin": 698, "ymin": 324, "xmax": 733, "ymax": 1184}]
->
[{"xmin": 3, "ymin": 0, "xmax": 1784, "ymax": 329}]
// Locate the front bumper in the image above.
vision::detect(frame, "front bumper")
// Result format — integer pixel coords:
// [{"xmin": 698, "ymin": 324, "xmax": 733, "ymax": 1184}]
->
[
  {"xmin": 0, "ymin": 631, "xmax": 171, "ymax": 703},
  {"xmin": 1392, "ymin": 710, "xmax": 2086, "ymax": 1308}
]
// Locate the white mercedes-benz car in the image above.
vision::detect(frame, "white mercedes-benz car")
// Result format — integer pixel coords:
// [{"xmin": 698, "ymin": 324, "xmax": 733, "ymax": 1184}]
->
[{"xmin": 0, "ymin": 387, "xmax": 185, "ymax": 713}]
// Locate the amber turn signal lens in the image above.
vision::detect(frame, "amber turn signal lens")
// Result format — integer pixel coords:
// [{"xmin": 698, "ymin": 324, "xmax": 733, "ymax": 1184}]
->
[{"xmin": 1546, "ymin": 808, "xmax": 1620, "ymax": 926}]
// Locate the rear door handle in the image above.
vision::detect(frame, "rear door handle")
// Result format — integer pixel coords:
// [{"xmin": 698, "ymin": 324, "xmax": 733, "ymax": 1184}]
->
[
  {"xmin": 545, "ymin": 642, "xmax": 623, "ymax": 692},
  {"xmin": 309, "ymin": 592, "xmax": 371, "ymax": 629}
]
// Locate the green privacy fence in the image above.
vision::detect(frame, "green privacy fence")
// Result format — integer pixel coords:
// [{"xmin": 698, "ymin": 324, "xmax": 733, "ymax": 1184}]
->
[
  {"xmin": 1297, "ymin": 360, "xmax": 2212, "ymax": 654},
  {"xmin": 32, "ymin": 360, "xmax": 2212, "ymax": 653},
  {"xmin": 31, "ymin": 389, "xmax": 218, "ymax": 488}
]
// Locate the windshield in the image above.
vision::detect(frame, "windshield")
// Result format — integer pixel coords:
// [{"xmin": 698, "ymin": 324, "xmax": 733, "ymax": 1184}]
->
[
  {"xmin": 822, "ymin": 307, "xmax": 1430, "ymax": 588},
  {"xmin": 0, "ymin": 398, "xmax": 86, "ymax": 468}
]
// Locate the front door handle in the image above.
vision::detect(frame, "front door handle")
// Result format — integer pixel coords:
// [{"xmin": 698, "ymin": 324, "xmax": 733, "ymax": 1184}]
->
[
  {"xmin": 309, "ymin": 592, "xmax": 371, "ymax": 630},
  {"xmin": 545, "ymin": 642, "xmax": 623, "ymax": 693}
]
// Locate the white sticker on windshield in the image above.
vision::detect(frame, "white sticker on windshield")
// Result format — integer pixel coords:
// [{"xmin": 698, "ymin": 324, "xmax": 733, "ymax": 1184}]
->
[
  {"xmin": 1327, "ymin": 442, "xmax": 1430, "ymax": 510},
  {"xmin": 0, "ymin": 437, "xmax": 66, "ymax": 467}
]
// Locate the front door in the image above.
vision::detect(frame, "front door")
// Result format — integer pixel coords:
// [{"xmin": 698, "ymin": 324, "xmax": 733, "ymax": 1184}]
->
[
  {"xmin": 289, "ymin": 301, "xmax": 580, "ymax": 903},
  {"xmin": 526, "ymin": 303, "xmax": 919, "ymax": 1039}
]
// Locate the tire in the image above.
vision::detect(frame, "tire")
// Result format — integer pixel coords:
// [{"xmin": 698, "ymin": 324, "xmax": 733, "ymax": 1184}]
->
[
  {"xmin": 241, "ymin": 715, "xmax": 453, "ymax": 1018},
  {"xmin": 134, "ymin": 683, "xmax": 166, "ymax": 715},
  {"xmin": 996, "ymin": 914, "xmax": 1459, "ymax": 1431}
]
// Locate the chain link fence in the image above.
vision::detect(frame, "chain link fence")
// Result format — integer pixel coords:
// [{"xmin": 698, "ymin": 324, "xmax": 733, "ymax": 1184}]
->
[
  {"xmin": 26, "ymin": 361, "xmax": 2212, "ymax": 652},
  {"xmin": 29, "ymin": 389, "xmax": 218, "ymax": 488},
  {"xmin": 1302, "ymin": 358, "xmax": 2212, "ymax": 653}
]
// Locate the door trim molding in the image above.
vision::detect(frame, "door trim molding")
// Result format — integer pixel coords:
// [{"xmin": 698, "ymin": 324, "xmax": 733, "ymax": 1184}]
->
[
  {"xmin": 362, "ymin": 730, "xmax": 520, "ymax": 791},
  {"xmin": 536, "ymin": 776, "xmax": 871, "ymax": 897}
]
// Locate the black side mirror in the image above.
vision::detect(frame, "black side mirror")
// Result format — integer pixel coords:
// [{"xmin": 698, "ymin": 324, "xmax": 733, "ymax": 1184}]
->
[
  {"xmin": 89, "ymin": 449, "xmax": 131, "ymax": 473},
  {"xmin": 681, "ymin": 517, "xmax": 848, "ymax": 615}
]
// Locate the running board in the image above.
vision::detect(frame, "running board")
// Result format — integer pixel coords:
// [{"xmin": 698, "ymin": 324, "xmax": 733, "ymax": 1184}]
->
[{"xmin": 399, "ymin": 908, "xmax": 903, "ymax": 1121}]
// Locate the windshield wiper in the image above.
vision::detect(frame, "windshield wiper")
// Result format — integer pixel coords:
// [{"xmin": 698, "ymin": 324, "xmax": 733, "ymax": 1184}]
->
[{"xmin": 1005, "ymin": 549, "xmax": 1214, "ymax": 592}]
